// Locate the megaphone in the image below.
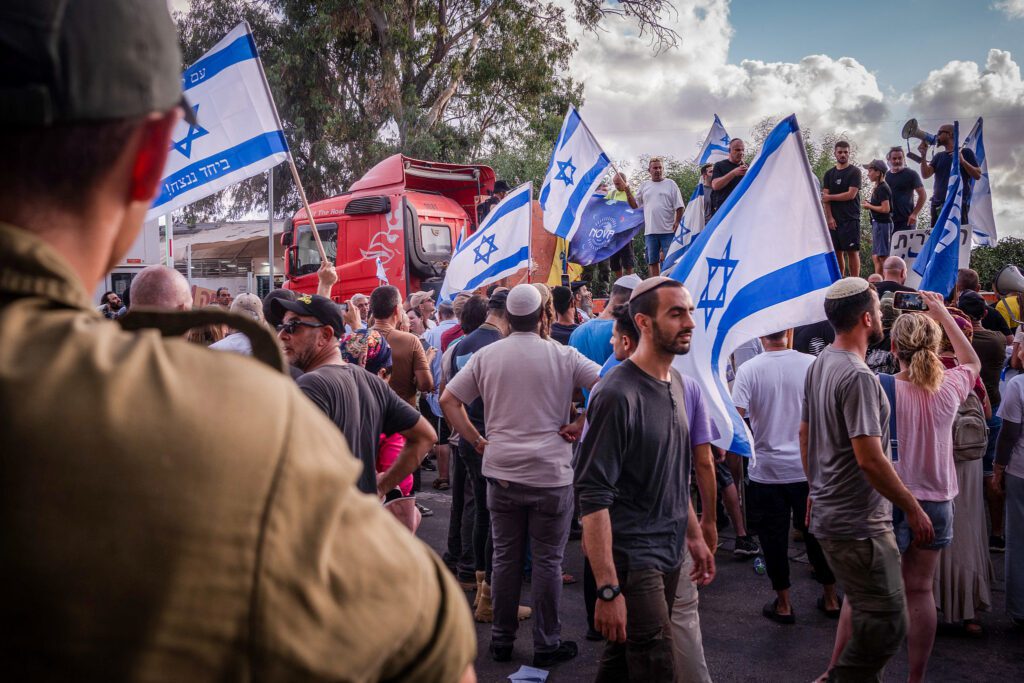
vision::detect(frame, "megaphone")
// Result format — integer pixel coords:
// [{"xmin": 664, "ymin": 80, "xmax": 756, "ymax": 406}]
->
[
  {"xmin": 901, "ymin": 119, "xmax": 937, "ymax": 163},
  {"xmin": 994, "ymin": 265, "xmax": 1024, "ymax": 325}
]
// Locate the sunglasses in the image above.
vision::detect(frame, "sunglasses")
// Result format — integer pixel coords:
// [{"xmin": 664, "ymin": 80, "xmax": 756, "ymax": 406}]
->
[{"xmin": 276, "ymin": 320, "xmax": 327, "ymax": 334}]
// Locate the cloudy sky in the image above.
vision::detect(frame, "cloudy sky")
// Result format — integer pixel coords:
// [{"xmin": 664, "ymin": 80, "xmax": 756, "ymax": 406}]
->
[{"xmin": 570, "ymin": 0, "xmax": 1024, "ymax": 236}]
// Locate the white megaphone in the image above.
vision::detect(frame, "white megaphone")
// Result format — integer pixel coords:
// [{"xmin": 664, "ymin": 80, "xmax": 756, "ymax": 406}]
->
[
  {"xmin": 994, "ymin": 265, "xmax": 1024, "ymax": 325},
  {"xmin": 901, "ymin": 119, "xmax": 937, "ymax": 163}
]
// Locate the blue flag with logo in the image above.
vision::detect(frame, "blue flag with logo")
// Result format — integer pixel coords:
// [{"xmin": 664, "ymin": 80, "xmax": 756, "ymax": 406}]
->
[
  {"xmin": 914, "ymin": 121, "xmax": 963, "ymax": 295},
  {"xmin": 669, "ymin": 115, "xmax": 840, "ymax": 457},
  {"xmin": 567, "ymin": 194, "xmax": 644, "ymax": 266}
]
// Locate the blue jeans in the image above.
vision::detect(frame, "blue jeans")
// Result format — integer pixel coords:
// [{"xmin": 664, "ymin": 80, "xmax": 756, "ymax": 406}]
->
[
  {"xmin": 893, "ymin": 499, "xmax": 954, "ymax": 552},
  {"xmin": 645, "ymin": 233, "xmax": 674, "ymax": 267},
  {"xmin": 984, "ymin": 411, "xmax": 1001, "ymax": 476}
]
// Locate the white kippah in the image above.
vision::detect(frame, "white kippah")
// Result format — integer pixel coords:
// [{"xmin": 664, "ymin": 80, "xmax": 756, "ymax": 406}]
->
[
  {"xmin": 825, "ymin": 277, "xmax": 870, "ymax": 300},
  {"xmin": 507, "ymin": 283, "xmax": 542, "ymax": 316}
]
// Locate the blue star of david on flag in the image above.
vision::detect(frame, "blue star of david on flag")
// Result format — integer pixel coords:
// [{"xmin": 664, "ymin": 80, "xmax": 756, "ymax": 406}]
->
[
  {"xmin": 555, "ymin": 158, "xmax": 577, "ymax": 186},
  {"xmin": 673, "ymin": 226, "xmax": 691, "ymax": 246},
  {"xmin": 696, "ymin": 238, "xmax": 739, "ymax": 328},
  {"xmin": 474, "ymin": 234, "xmax": 499, "ymax": 264},
  {"xmin": 171, "ymin": 104, "xmax": 209, "ymax": 159}
]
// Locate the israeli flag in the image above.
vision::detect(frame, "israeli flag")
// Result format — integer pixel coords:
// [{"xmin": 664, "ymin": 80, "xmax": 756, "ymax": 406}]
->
[
  {"xmin": 963, "ymin": 117, "xmax": 997, "ymax": 246},
  {"xmin": 914, "ymin": 122, "xmax": 963, "ymax": 295},
  {"xmin": 662, "ymin": 184, "xmax": 707, "ymax": 272},
  {"xmin": 669, "ymin": 115, "xmax": 840, "ymax": 456},
  {"xmin": 439, "ymin": 183, "xmax": 533, "ymax": 303},
  {"xmin": 146, "ymin": 22, "xmax": 288, "ymax": 221},
  {"xmin": 539, "ymin": 106, "xmax": 611, "ymax": 241},
  {"xmin": 698, "ymin": 114, "xmax": 731, "ymax": 166}
]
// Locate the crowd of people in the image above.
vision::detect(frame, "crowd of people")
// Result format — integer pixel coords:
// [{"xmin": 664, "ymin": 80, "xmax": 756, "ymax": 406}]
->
[
  {"xmin": 2, "ymin": 2, "xmax": 1021, "ymax": 681},
  {"xmin": 101, "ymin": 255, "xmax": 1020, "ymax": 682}
]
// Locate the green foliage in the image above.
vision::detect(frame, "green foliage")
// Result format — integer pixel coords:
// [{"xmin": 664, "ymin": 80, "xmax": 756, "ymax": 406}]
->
[{"xmin": 971, "ymin": 237, "xmax": 1024, "ymax": 289}]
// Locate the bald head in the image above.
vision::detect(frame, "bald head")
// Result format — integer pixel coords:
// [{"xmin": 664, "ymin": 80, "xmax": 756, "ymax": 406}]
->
[
  {"xmin": 882, "ymin": 256, "xmax": 907, "ymax": 284},
  {"xmin": 129, "ymin": 265, "xmax": 192, "ymax": 311}
]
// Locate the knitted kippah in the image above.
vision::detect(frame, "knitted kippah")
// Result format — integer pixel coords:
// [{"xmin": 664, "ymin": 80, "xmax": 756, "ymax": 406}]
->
[{"xmin": 825, "ymin": 277, "xmax": 870, "ymax": 300}]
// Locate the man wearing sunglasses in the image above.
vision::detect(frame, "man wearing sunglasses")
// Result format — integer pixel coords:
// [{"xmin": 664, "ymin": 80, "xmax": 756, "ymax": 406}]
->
[{"xmin": 274, "ymin": 294, "xmax": 437, "ymax": 499}]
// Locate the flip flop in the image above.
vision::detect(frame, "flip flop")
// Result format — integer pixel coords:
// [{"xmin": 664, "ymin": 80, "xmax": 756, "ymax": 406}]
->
[
  {"xmin": 817, "ymin": 596, "xmax": 842, "ymax": 619},
  {"xmin": 431, "ymin": 478, "xmax": 450, "ymax": 491}
]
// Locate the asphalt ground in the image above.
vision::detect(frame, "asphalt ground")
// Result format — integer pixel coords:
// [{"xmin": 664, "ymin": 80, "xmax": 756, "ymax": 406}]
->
[{"xmin": 414, "ymin": 469, "xmax": 1022, "ymax": 683}]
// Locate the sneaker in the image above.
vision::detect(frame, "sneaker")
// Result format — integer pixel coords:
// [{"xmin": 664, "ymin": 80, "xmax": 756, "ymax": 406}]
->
[
  {"xmin": 532, "ymin": 640, "xmax": 578, "ymax": 668},
  {"xmin": 990, "ymin": 535, "xmax": 1006, "ymax": 552},
  {"xmin": 489, "ymin": 642, "xmax": 513, "ymax": 662},
  {"xmin": 415, "ymin": 503, "xmax": 433, "ymax": 518},
  {"xmin": 734, "ymin": 535, "xmax": 761, "ymax": 558},
  {"xmin": 421, "ymin": 460, "xmax": 437, "ymax": 472}
]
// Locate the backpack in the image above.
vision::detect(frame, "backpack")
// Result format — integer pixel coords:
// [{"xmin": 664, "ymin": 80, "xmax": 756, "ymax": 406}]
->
[{"xmin": 952, "ymin": 391, "xmax": 988, "ymax": 462}]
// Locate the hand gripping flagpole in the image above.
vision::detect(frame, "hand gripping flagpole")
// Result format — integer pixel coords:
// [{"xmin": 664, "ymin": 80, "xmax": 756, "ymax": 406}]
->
[{"xmin": 248, "ymin": 21, "xmax": 328, "ymax": 265}]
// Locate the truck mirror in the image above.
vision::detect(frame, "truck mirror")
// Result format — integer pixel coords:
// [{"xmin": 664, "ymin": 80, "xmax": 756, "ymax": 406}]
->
[{"xmin": 286, "ymin": 245, "xmax": 298, "ymax": 275}]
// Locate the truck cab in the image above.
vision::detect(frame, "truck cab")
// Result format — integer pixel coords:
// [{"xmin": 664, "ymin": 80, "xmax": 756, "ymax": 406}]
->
[{"xmin": 284, "ymin": 155, "xmax": 495, "ymax": 301}]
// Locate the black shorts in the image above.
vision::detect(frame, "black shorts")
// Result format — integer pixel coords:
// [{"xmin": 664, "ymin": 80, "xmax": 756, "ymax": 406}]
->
[
  {"xmin": 418, "ymin": 394, "xmax": 451, "ymax": 445},
  {"xmin": 609, "ymin": 242, "xmax": 635, "ymax": 271},
  {"xmin": 715, "ymin": 460, "xmax": 734, "ymax": 489},
  {"xmin": 830, "ymin": 219, "xmax": 860, "ymax": 252}
]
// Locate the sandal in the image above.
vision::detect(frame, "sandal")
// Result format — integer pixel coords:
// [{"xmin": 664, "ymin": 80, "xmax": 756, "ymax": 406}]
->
[
  {"xmin": 762, "ymin": 599, "xmax": 795, "ymax": 625},
  {"xmin": 432, "ymin": 478, "xmax": 450, "ymax": 491},
  {"xmin": 562, "ymin": 572, "xmax": 577, "ymax": 585},
  {"xmin": 963, "ymin": 619, "xmax": 984, "ymax": 637},
  {"xmin": 816, "ymin": 596, "xmax": 842, "ymax": 619}
]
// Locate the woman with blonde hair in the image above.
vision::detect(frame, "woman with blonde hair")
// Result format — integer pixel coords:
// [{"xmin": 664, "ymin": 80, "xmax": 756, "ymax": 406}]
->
[{"xmin": 884, "ymin": 292, "xmax": 981, "ymax": 682}]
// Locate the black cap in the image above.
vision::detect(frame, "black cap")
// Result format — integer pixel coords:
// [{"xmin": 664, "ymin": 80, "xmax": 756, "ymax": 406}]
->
[
  {"xmin": 272, "ymin": 294, "xmax": 345, "ymax": 338},
  {"xmin": 493, "ymin": 180, "xmax": 511, "ymax": 194},
  {"xmin": 0, "ymin": 0, "xmax": 196, "ymax": 126},
  {"xmin": 488, "ymin": 289, "xmax": 508, "ymax": 311},
  {"xmin": 957, "ymin": 290, "xmax": 988, "ymax": 322},
  {"xmin": 569, "ymin": 280, "xmax": 590, "ymax": 292}
]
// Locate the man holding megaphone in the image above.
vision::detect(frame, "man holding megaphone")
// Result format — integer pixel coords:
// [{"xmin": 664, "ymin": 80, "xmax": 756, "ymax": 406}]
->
[{"xmin": 917, "ymin": 123, "xmax": 983, "ymax": 225}]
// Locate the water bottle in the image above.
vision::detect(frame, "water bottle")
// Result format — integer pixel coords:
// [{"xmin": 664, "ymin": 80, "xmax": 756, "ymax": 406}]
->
[{"xmin": 753, "ymin": 556, "xmax": 766, "ymax": 575}]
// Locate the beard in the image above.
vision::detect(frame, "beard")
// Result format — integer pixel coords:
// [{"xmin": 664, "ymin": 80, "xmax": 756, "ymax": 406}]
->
[
  {"xmin": 868, "ymin": 319, "xmax": 885, "ymax": 346},
  {"xmin": 652, "ymin": 319, "xmax": 692, "ymax": 355}
]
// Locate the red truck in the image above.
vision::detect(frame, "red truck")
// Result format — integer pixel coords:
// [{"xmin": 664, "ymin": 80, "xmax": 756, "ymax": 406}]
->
[{"xmin": 282, "ymin": 154, "xmax": 554, "ymax": 301}]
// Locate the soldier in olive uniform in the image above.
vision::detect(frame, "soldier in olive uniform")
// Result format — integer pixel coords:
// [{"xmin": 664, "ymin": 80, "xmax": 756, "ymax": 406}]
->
[{"xmin": 0, "ymin": 1, "xmax": 476, "ymax": 680}]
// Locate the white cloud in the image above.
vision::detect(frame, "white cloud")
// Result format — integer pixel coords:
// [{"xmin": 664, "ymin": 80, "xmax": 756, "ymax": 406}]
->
[
  {"xmin": 905, "ymin": 49, "xmax": 1024, "ymax": 235},
  {"xmin": 568, "ymin": 0, "xmax": 1024, "ymax": 237},
  {"xmin": 993, "ymin": 0, "xmax": 1024, "ymax": 20}
]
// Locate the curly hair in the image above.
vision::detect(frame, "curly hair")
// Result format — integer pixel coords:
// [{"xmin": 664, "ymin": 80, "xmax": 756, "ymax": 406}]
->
[{"xmin": 890, "ymin": 313, "xmax": 944, "ymax": 393}]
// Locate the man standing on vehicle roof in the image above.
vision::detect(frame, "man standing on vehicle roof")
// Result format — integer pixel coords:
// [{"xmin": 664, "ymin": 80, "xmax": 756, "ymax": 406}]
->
[{"xmin": 478, "ymin": 180, "xmax": 511, "ymax": 223}]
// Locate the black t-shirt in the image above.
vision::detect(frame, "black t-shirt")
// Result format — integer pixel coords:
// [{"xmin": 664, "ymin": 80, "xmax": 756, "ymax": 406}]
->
[
  {"xmin": 823, "ymin": 165, "xmax": 862, "ymax": 223},
  {"xmin": 884, "ymin": 168, "xmax": 924, "ymax": 227},
  {"xmin": 477, "ymin": 196, "xmax": 500, "ymax": 223},
  {"xmin": 550, "ymin": 322, "xmax": 579, "ymax": 346},
  {"xmin": 576, "ymin": 360, "xmax": 691, "ymax": 573},
  {"xmin": 449, "ymin": 324, "xmax": 503, "ymax": 430},
  {"xmin": 930, "ymin": 148, "xmax": 978, "ymax": 208},
  {"xmin": 709, "ymin": 159, "xmax": 743, "ymax": 218},
  {"xmin": 873, "ymin": 280, "xmax": 916, "ymax": 298},
  {"xmin": 792, "ymin": 320, "xmax": 835, "ymax": 357},
  {"xmin": 297, "ymin": 364, "xmax": 421, "ymax": 494},
  {"xmin": 972, "ymin": 328, "xmax": 1006, "ymax": 407},
  {"xmin": 982, "ymin": 306, "xmax": 1012, "ymax": 338},
  {"xmin": 869, "ymin": 181, "xmax": 892, "ymax": 223}
]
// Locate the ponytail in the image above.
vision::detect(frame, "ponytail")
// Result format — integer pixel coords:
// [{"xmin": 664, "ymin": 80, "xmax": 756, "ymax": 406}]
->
[{"xmin": 891, "ymin": 313, "xmax": 944, "ymax": 393}]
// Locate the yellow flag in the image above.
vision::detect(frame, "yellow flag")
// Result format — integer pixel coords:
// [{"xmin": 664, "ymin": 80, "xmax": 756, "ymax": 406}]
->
[{"xmin": 546, "ymin": 237, "xmax": 583, "ymax": 285}]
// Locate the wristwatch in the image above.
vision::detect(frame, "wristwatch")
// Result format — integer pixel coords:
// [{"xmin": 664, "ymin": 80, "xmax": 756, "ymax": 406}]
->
[{"xmin": 597, "ymin": 584, "xmax": 621, "ymax": 601}]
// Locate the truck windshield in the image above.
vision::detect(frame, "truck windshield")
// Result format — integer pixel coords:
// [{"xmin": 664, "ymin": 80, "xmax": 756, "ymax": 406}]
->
[
  {"xmin": 421, "ymin": 223, "xmax": 452, "ymax": 256},
  {"xmin": 293, "ymin": 223, "xmax": 338, "ymax": 276}
]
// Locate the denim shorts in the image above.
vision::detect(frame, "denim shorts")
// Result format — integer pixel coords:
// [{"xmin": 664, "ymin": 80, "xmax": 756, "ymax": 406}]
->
[
  {"xmin": 893, "ymin": 499, "xmax": 954, "ymax": 553},
  {"xmin": 645, "ymin": 233, "xmax": 675, "ymax": 266},
  {"xmin": 871, "ymin": 220, "xmax": 893, "ymax": 257}
]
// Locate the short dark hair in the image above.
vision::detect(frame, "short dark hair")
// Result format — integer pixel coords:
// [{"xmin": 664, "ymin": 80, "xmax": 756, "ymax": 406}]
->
[
  {"xmin": 700, "ymin": 163, "xmax": 713, "ymax": 175},
  {"xmin": 609, "ymin": 284, "xmax": 633, "ymax": 304},
  {"xmin": 486, "ymin": 283, "xmax": 500, "ymax": 297},
  {"xmin": 956, "ymin": 268, "xmax": 980, "ymax": 292},
  {"xmin": 834, "ymin": 140, "xmax": 851, "ymax": 150},
  {"xmin": 612, "ymin": 304, "xmax": 639, "ymax": 345},
  {"xmin": 100, "ymin": 291, "xmax": 118, "ymax": 305},
  {"xmin": 764, "ymin": 330, "xmax": 788, "ymax": 342},
  {"xmin": 551, "ymin": 286, "xmax": 574, "ymax": 315},
  {"xmin": 824, "ymin": 289, "xmax": 875, "ymax": 334},
  {"xmin": 216, "ymin": 287, "xmax": 230, "ymax": 296},
  {"xmin": 0, "ymin": 119, "xmax": 142, "ymax": 211},
  {"xmin": 459, "ymin": 294, "xmax": 489, "ymax": 334},
  {"xmin": 629, "ymin": 280, "xmax": 684, "ymax": 321},
  {"xmin": 887, "ymin": 146, "xmax": 903, "ymax": 158},
  {"xmin": 508, "ymin": 310, "xmax": 541, "ymax": 333},
  {"xmin": 370, "ymin": 285, "xmax": 402, "ymax": 320}
]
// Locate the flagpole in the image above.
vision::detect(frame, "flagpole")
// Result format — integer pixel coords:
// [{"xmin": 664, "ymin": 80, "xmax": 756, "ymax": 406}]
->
[
  {"xmin": 527, "ymin": 182, "xmax": 534, "ymax": 284},
  {"xmin": 572, "ymin": 106, "xmax": 625, "ymax": 180},
  {"xmin": 267, "ymin": 168, "xmax": 275, "ymax": 289},
  {"xmin": 246, "ymin": 19, "xmax": 327, "ymax": 265}
]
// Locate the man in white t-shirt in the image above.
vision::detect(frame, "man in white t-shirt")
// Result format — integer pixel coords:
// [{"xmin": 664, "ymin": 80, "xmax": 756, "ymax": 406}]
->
[
  {"xmin": 733, "ymin": 330, "xmax": 840, "ymax": 624},
  {"xmin": 627, "ymin": 157, "xmax": 684, "ymax": 276}
]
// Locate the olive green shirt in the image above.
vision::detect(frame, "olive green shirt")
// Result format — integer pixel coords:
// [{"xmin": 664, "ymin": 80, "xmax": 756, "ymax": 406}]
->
[{"xmin": 0, "ymin": 222, "xmax": 474, "ymax": 681}]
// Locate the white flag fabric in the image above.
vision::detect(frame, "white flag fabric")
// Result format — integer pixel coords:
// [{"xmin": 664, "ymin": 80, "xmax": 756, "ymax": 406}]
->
[
  {"xmin": 963, "ymin": 117, "xmax": 997, "ymax": 246},
  {"xmin": 698, "ymin": 114, "xmax": 731, "ymax": 166},
  {"xmin": 668, "ymin": 115, "xmax": 840, "ymax": 456},
  {"xmin": 376, "ymin": 257, "xmax": 389, "ymax": 285},
  {"xmin": 439, "ymin": 183, "xmax": 533, "ymax": 303},
  {"xmin": 147, "ymin": 22, "xmax": 288, "ymax": 221},
  {"xmin": 539, "ymin": 106, "xmax": 611, "ymax": 241},
  {"xmin": 662, "ymin": 184, "xmax": 706, "ymax": 273}
]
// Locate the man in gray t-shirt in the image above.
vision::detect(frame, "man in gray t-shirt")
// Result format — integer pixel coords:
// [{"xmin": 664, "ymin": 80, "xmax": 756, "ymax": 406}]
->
[{"xmin": 800, "ymin": 278, "xmax": 933, "ymax": 682}]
